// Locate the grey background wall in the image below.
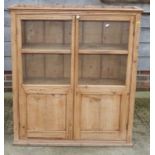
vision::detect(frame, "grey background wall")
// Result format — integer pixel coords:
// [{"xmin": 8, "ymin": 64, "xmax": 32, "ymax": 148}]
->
[
  {"xmin": 4, "ymin": 0, "xmax": 150, "ymax": 90},
  {"xmin": 4, "ymin": 0, "xmax": 150, "ymax": 71}
]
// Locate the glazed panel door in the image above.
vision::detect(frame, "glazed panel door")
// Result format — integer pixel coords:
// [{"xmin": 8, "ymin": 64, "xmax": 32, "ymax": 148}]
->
[
  {"xmin": 17, "ymin": 15, "xmax": 75, "ymax": 140},
  {"xmin": 74, "ymin": 15, "xmax": 134, "ymax": 141}
]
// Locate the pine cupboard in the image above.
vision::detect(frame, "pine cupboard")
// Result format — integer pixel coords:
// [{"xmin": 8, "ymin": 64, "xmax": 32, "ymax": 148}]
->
[{"xmin": 10, "ymin": 5, "xmax": 142, "ymax": 146}]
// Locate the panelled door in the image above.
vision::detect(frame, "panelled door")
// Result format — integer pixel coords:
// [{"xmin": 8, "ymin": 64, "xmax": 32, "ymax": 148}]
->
[
  {"xmin": 74, "ymin": 15, "xmax": 134, "ymax": 141},
  {"xmin": 17, "ymin": 15, "xmax": 75, "ymax": 140}
]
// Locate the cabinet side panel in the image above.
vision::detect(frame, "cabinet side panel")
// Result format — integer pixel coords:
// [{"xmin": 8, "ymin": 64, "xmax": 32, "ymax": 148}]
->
[
  {"xmin": 127, "ymin": 14, "xmax": 141, "ymax": 143},
  {"xmin": 11, "ymin": 11, "xmax": 19, "ymax": 141}
]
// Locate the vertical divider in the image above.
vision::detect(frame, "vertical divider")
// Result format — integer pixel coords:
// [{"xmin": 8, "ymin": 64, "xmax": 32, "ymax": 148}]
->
[
  {"xmin": 69, "ymin": 16, "xmax": 76, "ymax": 139},
  {"xmin": 73, "ymin": 15, "xmax": 80, "ymax": 139}
]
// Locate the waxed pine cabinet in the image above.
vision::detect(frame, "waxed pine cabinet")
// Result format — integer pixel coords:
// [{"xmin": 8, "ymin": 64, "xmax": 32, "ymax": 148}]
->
[{"xmin": 10, "ymin": 5, "xmax": 142, "ymax": 146}]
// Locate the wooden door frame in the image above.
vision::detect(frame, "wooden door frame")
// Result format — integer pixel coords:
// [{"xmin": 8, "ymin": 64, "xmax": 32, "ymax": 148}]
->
[
  {"xmin": 73, "ymin": 14, "xmax": 135, "ymax": 140},
  {"xmin": 15, "ymin": 14, "xmax": 76, "ymax": 140},
  {"xmin": 74, "ymin": 14, "xmax": 134, "ymax": 89}
]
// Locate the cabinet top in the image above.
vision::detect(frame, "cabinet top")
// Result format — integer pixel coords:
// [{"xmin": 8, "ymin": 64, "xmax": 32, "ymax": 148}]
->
[{"xmin": 9, "ymin": 4, "xmax": 143, "ymax": 13}]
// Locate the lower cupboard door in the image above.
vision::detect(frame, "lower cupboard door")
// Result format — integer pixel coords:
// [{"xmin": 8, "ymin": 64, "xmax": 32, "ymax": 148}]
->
[
  {"xmin": 18, "ymin": 87, "xmax": 73, "ymax": 140},
  {"xmin": 74, "ymin": 93, "xmax": 129, "ymax": 141}
]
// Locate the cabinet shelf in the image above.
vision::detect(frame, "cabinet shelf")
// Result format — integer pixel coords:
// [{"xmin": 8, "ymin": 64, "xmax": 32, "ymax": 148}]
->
[
  {"xmin": 79, "ymin": 44, "xmax": 128, "ymax": 54},
  {"xmin": 79, "ymin": 78, "xmax": 125, "ymax": 85},
  {"xmin": 22, "ymin": 43, "xmax": 71, "ymax": 54},
  {"xmin": 23, "ymin": 78, "xmax": 70, "ymax": 85},
  {"xmin": 22, "ymin": 44, "xmax": 128, "ymax": 54},
  {"xmin": 23, "ymin": 78, "xmax": 124, "ymax": 85}
]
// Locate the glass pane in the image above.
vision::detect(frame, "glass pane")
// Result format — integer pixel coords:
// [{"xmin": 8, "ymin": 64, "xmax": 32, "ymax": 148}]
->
[
  {"xmin": 22, "ymin": 54, "xmax": 71, "ymax": 84},
  {"xmin": 22, "ymin": 20, "xmax": 71, "ymax": 50},
  {"xmin": 79, "ymin": 21, "xmax": 129, "ymax": 51},
  {"xmin": 78, "ymin": 54, "xmax": 127, "ymax": 85}
]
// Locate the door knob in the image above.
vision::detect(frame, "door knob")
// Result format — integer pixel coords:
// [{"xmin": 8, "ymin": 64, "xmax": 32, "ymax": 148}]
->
[{"xmin": 76, "ymin": 15, "xmax": 80, "ymax": 19}]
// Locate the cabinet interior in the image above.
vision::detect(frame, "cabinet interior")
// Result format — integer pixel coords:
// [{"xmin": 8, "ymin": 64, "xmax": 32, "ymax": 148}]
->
[
  {"xmin": 79, "ymin": 21, "xmax": 129, "ymax": 51},
  {"xmin": 22, "ymin": 20, "xmax": 72, "ymax": 51},
  {"xmin": 21, "ymin": 20, "xmax": 129, "ymax": 86},
  {"xmin": 22, "ymin": 20, "xmax": 129, "ymax": 52},
  {"xmin": 78, "ymin": 54, "xmax": 127, "ymax": 85},
  {"xmin": 22, "ymin": 54, "xmax": 71, "ymax": 84}
]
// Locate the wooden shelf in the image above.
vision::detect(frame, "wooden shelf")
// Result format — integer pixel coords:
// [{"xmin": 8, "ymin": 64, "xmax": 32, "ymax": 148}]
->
[
  {"xmin": 23, "ymin": 78, "xmax": 70, "ymax": 85},
  {"xmin": 23, "ymin": 78, "xmax": 124, "ymax": 85},
  {"xmin": 22, "ymin": 43, "xmax": 71, "ymax": 54},
  {"xmin": 79, "ymin": 44, "xmax": 128, "ymax": 54},
  {"xmin": 22, "ymin": 44, "xmax": 128, "ymax": 55},
  {"xmin": 79, "ymin": 78, "xmax": 125, "ymax": 85}
]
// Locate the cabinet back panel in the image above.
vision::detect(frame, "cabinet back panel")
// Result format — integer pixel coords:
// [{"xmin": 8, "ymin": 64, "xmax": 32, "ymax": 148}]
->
[
  {"xmin": 82, "ymin": 21, "xmax": 102, "ymax": 44},
  {"xmin": 79, "ymin": 55, "xmax": 101, "ymax": 78},
  {"xmin": 22, "ymin": 54, "xmax": 71, "ymax": 84},
  {"xmin": 22, "ymin": 20, "xmax": 72, "ymax": 47},
  {"xmin": 22, "ymin": 21, "xmax": 44, "ymax": 44},
  {"xmin": 79, "ymin": 21, "xmax": 129, "ymax": 50},
  {"xmin": 23, "ymin": 54, "xmax": 44, "ymax": 79},
  {"xmin": 64, "ymin": 21, "xmax": 72, "ymax": 44},
  {"xmin": 103, "ymin": 22, "xmax": 122, "ymax": 44},
  {"xmin": 45, "ymin": 54, "xmax": 64, "ymax": 78},
  {"xmin": 45, "ymin": 21, "xmax": 63, "ymax": 44},
  {"xmin": 78, "ymin": 54, "xmax": 127, "ymax": 85}
]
